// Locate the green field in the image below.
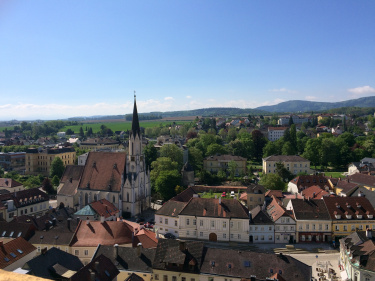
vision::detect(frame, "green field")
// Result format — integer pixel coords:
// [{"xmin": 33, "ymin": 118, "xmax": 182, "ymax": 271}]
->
[{"xmin": 62, "ymin": 120, "xmax": 190, "ymax": 133}]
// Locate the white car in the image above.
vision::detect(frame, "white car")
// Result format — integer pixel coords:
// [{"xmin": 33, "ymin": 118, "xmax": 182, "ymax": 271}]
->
[{"xmin": 230, "ymin": 191, "xmax": 235, "ymax": 197}]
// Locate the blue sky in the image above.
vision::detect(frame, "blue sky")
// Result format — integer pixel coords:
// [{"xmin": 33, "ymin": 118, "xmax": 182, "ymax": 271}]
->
[{"xmin": 0, "ymin": 1, "xmax": 374, "ymax": 120}]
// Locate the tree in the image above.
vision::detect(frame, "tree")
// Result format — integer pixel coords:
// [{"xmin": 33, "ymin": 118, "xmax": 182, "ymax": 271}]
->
[
  {"xmin": 50, "ymin": 157, "xmax": 65, "ymax": 179},
  {"xmin": 288, "ymin": 115, "xmax": 294, "ymax": 126},
  {"xmin": 150, "ymin": 157, "xmax": 179, "ymax": 187},
  {"xmin": 282, "ymin": 141, "xmax": 294, "ymax": 155},
  {"xmin": 228, "ymin": 160, "xmax": 239, "ymax": 180},
  {"xmin": 251, "ymin": 130, "xmax": 267, "ymax": 161},
  {"xmin": 275, "ymin": 162, "xmax": 294, "ymax": 182},
  {"xmin": 42, "ymin": 177, "xmax": 55, "ymax": 194},
  {"xmin": 188, "ymin": 147, "xmax": 203, "ymax": 171},
  {"xmin": 290, "ymin": 124, "xmax": 297, "ymax": 152},
  {"xmin": 154, "ymin": 170, "xmax": 181, "ymax": 200},
  {"xmin": 260, "ymin": 173, "xmax": 285, "ymax": 190},
  {"xmin": 159, "ymin": 144, "xmax": 183, "ymax": 169},
  {"xmin": 52, "ymin": 175, "xmax": 60, "ymax": 187},
  {"xmin": 144, "ymin": 142, "xmax": 158, "ymax": 170},
  {"xmin": 263, "ymin": 141, "xmax": 278, "ymax": 157},
  {"xmin": 206, "ymin": 143, "xmax": 227, "ymax": 156},
  {"xmin": 303, "ymin": 138, "xmax": 321, "ymax": 168},
  {"xmin": 79, "ymin": 127, "xmax": 84, "ymax": 137}
]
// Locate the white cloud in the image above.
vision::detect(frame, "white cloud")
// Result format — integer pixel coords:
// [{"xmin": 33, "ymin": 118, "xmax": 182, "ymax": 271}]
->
[
  {"xmin": 269, "ymin": 88, "xmax": 297, "ymax": 94},
  {"xmin": 186, "ymin": 95, "xmax": 192, "ymax": 99},
  {"xmin": 305, "ymin": 96, "xmax": 317, "ymax": 101},
  {"xmin": 348, "ymin": 86, "xmax": 375, "ymax": 97},
  {"xmin": 164, "ymin": 97, "xmax": 174, "ymax": 101}
]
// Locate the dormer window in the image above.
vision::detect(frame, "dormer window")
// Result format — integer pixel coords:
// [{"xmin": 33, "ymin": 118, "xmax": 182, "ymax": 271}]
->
[
  {"xmin": 357, "ymin": 215, "xmax": 363, "ymax": 219},
  {"xmin": 368, "ymin": 214, "xmax": 373, "ymax": 219},
  {"xmin": 346, "ymin": 214, "xmax": 352, "ymax": 219}
]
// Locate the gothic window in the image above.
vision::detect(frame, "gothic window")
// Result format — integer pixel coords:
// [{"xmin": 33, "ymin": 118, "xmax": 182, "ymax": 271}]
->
[
  {"xmin": 113, "ymin": 196, "xmax": 116, "ymax": 204},
  {"xmin": 85, "ymin": 193, "xmax": 88, "ymax": 206},
  {"xmin": 127, "ymin": 193, "xmax": 129, "ymax": 202},
  {"xmin": 94, "ymin": 194, "xmax": 98, "ymax": 202}
]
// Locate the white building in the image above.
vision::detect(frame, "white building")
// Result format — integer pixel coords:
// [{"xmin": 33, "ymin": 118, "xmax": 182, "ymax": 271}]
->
[
  {"xmin": 249, "ymin": 205, "xmax": 274, "ymax": 243},
  {"xmin": 267, "ymin": 127, "xmax": 287, "ymax": 141},
  {"xmin": 155, "ymin": 197, "xmax": 250, "ymax": 243}
]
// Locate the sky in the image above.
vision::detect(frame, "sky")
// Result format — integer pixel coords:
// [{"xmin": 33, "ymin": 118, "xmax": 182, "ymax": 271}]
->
[{"xmin": 0, "ymin": 1, "xmax": 374, "ymax": 120}]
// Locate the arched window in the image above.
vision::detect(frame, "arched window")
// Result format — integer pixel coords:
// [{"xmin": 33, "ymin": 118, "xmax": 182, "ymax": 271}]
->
[
  {"xmin": 113, "ymin": 196, "xmax": 116, "ymax": 204},
  {"xmin": 94, "ymin": 194, "xmax": 98, "ymax": 202},
  {"xmin": 84, "ymin": 193, "xmax": 88, "ymax": 206},
  {"xmin": 127, "ymin": 193, "xmax": 129, "ymax": 202}
]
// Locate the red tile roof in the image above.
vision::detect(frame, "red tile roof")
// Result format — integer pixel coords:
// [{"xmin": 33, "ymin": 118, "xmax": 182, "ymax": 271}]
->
[
  {"xmin": 336, "ymin": 180, "xmax": 359, "ymax": 195},
  {"xmin": 267, "ymin": 196, "xmax": 294, "ymax": 222},
  {"xmin": 70, "ymin": 220, "xmax": 133, "ymax": 247},
  {"xmin": 323, "ymin": 197, "xmax": 375, "ymax": 220},
  {"xmin": 134, "ymin": 228, "xmax": 158, "ymax": 249},
  {"xmin": 265, "ymin": 190, "xmax": 283, "ymax": 198},
  {"xmin": 301, "ymin": 185, "xmax": 330, "ymax": 199},
  {"xmin": 348, "ymin": 173, "xmax": 375, "ymax": 187},
  {"xmin": 290, "ymin": 175, "xmax": 330, "ymax": 190},
  {"xmin": 0, "ymin": 237, "xmax": 36, "ymax": 269},
  {"xmin": 90, "ymin": 199, "xmax": 119, "ymax": 219},
  {"xmin": 79, "ymin": 152, "xmax": 126, "ymax": 192},
  {"xmin": 0, "ymin": 178, "xmax": 22, "ymax": 188}
]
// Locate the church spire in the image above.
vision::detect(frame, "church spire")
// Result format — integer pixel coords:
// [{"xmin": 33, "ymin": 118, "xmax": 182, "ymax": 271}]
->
[{"xmin": 131, "ymin": 91, "xmax": 141, "ymax": 137}]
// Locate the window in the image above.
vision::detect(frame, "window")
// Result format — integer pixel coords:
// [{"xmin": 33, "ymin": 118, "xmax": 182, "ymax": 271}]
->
[
  {"xmin": 325, "ymin": 224, "xmax": 329, "ymax": 230},
  {"xmin": 230, "ymin": 221, "xmax": 233, "ymax": 228},
  {"xmin": 223, "ymin": 221, "xmax": 227, "ymax": 228},
  {"xmin": 159, "ymin": 217, "xmax": 162, "ymax": 223},
  {"xmin": 299, "ymin": 225, "xmax": 302, "ymax": 230},
  {"xmin": 319, "ymin": 224, "xmax": 322, "ymax": 230},
  {"xmin": 276, "ymin": 226, "xmax": 280, "ymax": 231},
  {"xmin": 352, "ymin": 225, "xmax": 355, "ymax": 231},
  {"xmin": 200, "ymin": 220, "xmax": 203, "ymax": 226},
  {"xmin": 84, "ymin": 250, "xmax": 89, "ymax": 256},
  {"xmin": 37, "ymin": 246, "xmax": 41, "ymax": 252},
  {"xmin": 223, "ymin": 233, "xmax": 226, "ymax": 239},
  {"xmin": 290, "ymin": 226, "xmax": 294, "ymax": 231},
  {"xmin": 261, "ymin": 235, "xmax": 264, "ymax": 240},
  {"xmin": 75, "ymin": 250, "xmax": 79, "ymax": 256},
  {"xmin": 359, "ymin": 225, "xmax": 363, "ymax": 230},
  {"xmin": 312, "ymin": 224, "xmax": 316, "ymax": 230},
  {"xmin": 238, "ymin": 234, "xmax": 241, "ymax": 239},
  {"xmin": 335, "ymin": 225, "xmax": 339, "ymax": 231},
  {"xmin": 165, "ymin": 218, "xmax": 168, "ymax": 224},
  {"xmin": 276, "ymin": 235, "xmax": 279, "ymax": 240},
  {"xmin": 175, "ymin": 220, "xmax": 178, "ymax": 226},
  {"xmin": 343, "ymin": 225, "xmax": 347, "ymax": 231},
  {"xmin": 186, "ymin": 219, "xmax": 190, "ymax": 225},
  {"xmin": 255, "ymin": 226, "xmax": 258, "ymax": 231},
  {"xmin": 163, "ymin": 276, "xmax": 168, "ymax": 281},
  {"xmin": 155, "ymin": 275, "xmax": 159, "ymax": 280},
  {"xmin": 211, "ymin": 221, "xmax": 215, "ymax": 228},
  {"xmin": 230, "ymin": 234, "xmax": 233, "ymax": 239},
  {"xmin": 193, "ymin": 219, "xmax": 196, "ymax": 226},
  {"xmin": 200, "ymin": 232, "xmax": 203, "ymax": 237},
  {"xmin": 182, "ymin": 278, "xmax": 186, "ymax": 281},
  {"xmin": 269, "ymin": 226, "xmax": 272, "ymax": 231},
  {"xmin": 269, "ymin": 235, "xmax": 272, "ymax": 240},
  {"xmin": 306, "ymin": 224, "xmax": 309, "ymax": 230},
  {"xmin": 172, "ymin": 276, "xmax": 177, "ymax": 281}
]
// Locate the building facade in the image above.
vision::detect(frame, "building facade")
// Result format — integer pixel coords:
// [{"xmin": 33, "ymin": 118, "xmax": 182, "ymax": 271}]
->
[
  {"xmin": 267, "ymin": 127, "xmax": 287, "ymax": 141},
  {"xmin": 203, "ymin": 155, "xmax": 247, "ymax": 175},
  {"xmin": 263, "ymin": 155, "xmax": 311, "ymax": 175}
]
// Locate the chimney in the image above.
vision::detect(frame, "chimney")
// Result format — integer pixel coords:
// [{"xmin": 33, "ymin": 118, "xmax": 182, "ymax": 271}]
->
[
  {"xmin": 249, "ymin": 211, "xmax": 253, "ymax": 223},
  {"xmin": 67, "ymin": 218, "xmax": 72, "ymax": 231},
  {"xmin": 69, "ymin": 177, "xmax": 72, "ymax": 183},
  {"xmin": 95, "ymin": 261, "xmax": 100, "ymax": 272},
  {"xmin": 114, "ymin": 244, "xmax": 119, "ymax": 258},
  {"xmin": 366, "ymin": 228, "xmax": 372, "ymax": 239},
  {"xmin": 90, "ymin": 271, "xmax": 96, "ymax": 281},
  {"xmin": 137, "ymin": 243, "xmax": 142, "ymax": 257},
  {"xmin": 77, "ymin": 217, "xmax": 80, "ymax": 224},
  {"xmin": 41, "ymin": 247, "xmax": 48, "ymax": 255},
  {"xmin": 313, "ymin": 192, "xmax": 316, "ymax": 198},
  {"xmin": 219, "ymin": 197, "xmax": 222, "ymax": 205},
  {"xmin": 100, "ymin": 214, "xmax": 105, "ymax": 223},
  {"xmin": 52, "ymin": 218, "xmax": 57, "ymax": 226},
  {"xmin": 86, "ymin": 218, "xmax": 90, "ymax": 225}
]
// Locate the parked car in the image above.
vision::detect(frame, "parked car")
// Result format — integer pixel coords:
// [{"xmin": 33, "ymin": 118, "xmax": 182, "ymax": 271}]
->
[
  {"xmin": 230, "ymin": 191, "xmax": 235, "ymax": 197},
  {"xmin": 164, "ymin": 233, "xmax": 176, "ymax": 239},
  {"xmin": 155, "ymin": 200, "xmax": 164, "ymax": 205},
  {"xmin": 221, "ymin": 192, "xmax": 226, "ymax": 197},
  {"xmin": 144, "ymin": 222, "xmax": 154, "ymax": 229}
]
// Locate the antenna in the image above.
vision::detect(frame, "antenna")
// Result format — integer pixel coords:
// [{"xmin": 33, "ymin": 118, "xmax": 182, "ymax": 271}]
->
[{"xmin": 134, "ymin": 90, "xmax": 136, "ymax": 99}]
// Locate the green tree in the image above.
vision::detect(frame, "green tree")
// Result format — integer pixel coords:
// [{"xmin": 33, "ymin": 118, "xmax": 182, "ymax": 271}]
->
[
  {"xmin": 288, "ymin": 115, "xmax": 294, "ymax": 126},
  {"xmin": 52, "ymin": 175, "xmax": 60, "ymax": 187},
  {"xmin": 303, "ymin": 138, "xmax": 321, "ymax": 168},
  {"xmin": 188, "ymin": 147, "xmax": 203, "ymax": 171},
  {"xmin": 282, "ymin": 141, "xmax": 294, "ymax": 155},
  {"xmin": 275, "ymin": 162, "xmax": 293, "ymax": 182},
  {"xmin": 252, "ymin": 130, "xmax": 267, "ymax": 161},
  {"xmin": 290, "ymin": 124, "xmax": 297, "ymax": 152},
  {"xmin": 150, "ymin": 157, "xmax": 179, "ymax": 187},
  {"xmin": 50, "ymin": 157, "xmax": 65, "ymax": 179},
  {"xmin": 154, "ymin": 170, "xmax": 182, "ymax": 200},
  {"xmin": 263, "ymin": 141, "xmax": 278, "ymax": 157},
  {"xmin": 228, "ymin": 160, "xmax": 239, "ymax": 180},
  {"xmin": 206, "ymin": 143, "xmax": 228, "ymax": 156},
  {"xmin": 79, "ymin": 127, "xmax": 84, "ymax": 137},
  {"xmin": 260, "ymin": 173, "xmax": 285, "ymax": 190},
  {"xmin": 144, "ymin": 142, "xmax": 158, "ymax": 170},
  {"xmin": 159, "ymin": 144, "xmax": 183, "ymax": 168}
]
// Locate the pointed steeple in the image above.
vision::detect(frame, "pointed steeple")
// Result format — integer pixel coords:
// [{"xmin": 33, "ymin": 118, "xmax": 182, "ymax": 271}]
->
[{"xmin": 131, "ymin": 93, "xmax": 141, "ymax": 137}]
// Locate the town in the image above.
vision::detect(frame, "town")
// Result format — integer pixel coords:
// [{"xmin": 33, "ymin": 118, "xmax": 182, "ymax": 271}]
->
[{"xmin": 0, "ymin": 96, "xmax": 375, "ymax": 281}]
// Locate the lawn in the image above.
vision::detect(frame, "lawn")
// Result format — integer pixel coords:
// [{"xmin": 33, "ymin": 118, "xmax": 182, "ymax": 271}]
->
[{"xmin": 323, "ymin": 171, "xmax": 346, "ymax": 179}]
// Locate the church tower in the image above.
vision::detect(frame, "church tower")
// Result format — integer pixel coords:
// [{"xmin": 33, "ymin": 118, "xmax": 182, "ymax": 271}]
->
[{"xmin": 122, "ymin": 94, "xmax": 151, "ymax": 217}]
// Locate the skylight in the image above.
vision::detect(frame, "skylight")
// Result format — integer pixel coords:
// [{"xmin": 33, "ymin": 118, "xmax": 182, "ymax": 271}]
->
[
  {"xmin": 10, "ymin": 253, "xmax": 16, "ymax": 258},
  {"xmin": 1, "ymin": 231, "xmax": 6, "ymax": 236},
  {"xmin": 9, "ymin": 231, "xmax": 14, "ymax": 237},
  {"xmin": 4, "ymin": 257, "xmax": 10, "ymax": 262},
  {"xmin": 17, "ymin": 232, "xmax": 22, "ymax": 237},
  {"xmin": 17, "ymin": 249, "xmax": 23, "ymax": 254},
  {"xmin": 244, "ymin": 261, "xmax": 250, "ymax": 267},
  {"xmin": 104, "ymin": 270, "xmax": 110, "ymax": 277}
]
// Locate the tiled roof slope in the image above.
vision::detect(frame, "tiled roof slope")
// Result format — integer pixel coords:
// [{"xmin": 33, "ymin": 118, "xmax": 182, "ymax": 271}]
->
[
  {"xmin": 323, "ymin": 197, "xmax": 375, "ymax": 220},
  {"xmin": 126, "ymin": 273, "xmax": 145, "ymax": 281},
  {"xmin": 58, "ymin": 165, "xmax": 84, "ymax": 196},
  {"xmin": 263, "ymin": 155, "xmax": 309, "ymax": 162},
  {"xmin": 79, "ymin": 151, "xmax": 126, "ymax": 192},
  {"xmin": 249, "ymin": 205, "xmax": 273, "ymax": 224},
  {"xmin": 0, "ymin": 221, "xmax": 35, "ymax": 240},
  {"xmin": 290, "ymin": 175, "xmax": 330, "ymax": 189},
  {"xmin": 93, "ymin": 245, "xmax": 156, "ymax": 272},
  {"xmin": 350, "ymin": 187, "xmax": 375, "ymax": 208},
  {"xmin": 204, "ymin": 155, "xmax": 246, "ymax": 161},
  {"xmin": 290, "ymin": 199, "xmax": 331, "ymax": 220},
  {"xmin": 134, "ymin": 229, "xmax": 158, "ymax": 248},
  {"xmin": 301, "ymin": 185, "xmax": 330, "ymax": 199},
  {"xmin": 0, "ymin": 188, "xmax": 49, "ymax": 208},
  {"xmin": 200, "ymin": 248, "xmax": 312, "ymax": 281},
  {"xmin": 90, "ymin": 199, "xmax": 119, "ymax": 218},
  {"xmin": 23, "ymin": 247, "xmax": 83, "ymax": 279},
  {"xmin": 336, "ymin": 180, "xmax": 359, "ymax": 195},
  {"xmin": 348, "ymin": 173, "xmax": 375, "ymax": 187},
  {"xmin": 0, "ymin": 237, "xmax": 36, "ymax": 269},
  {"xmin": 0, "ymin": 178, "xmax": 22, "ymax": 188},
  {"xmin": 156, "ymin": 200, "xmax": 188, "ymax": 217},
  {"xmin": 179, "ymin": 198, "xmax": 249, "ymax": 219},
  {"xmin": 70, "ymin": 254, "xmax": 119, "ymax": 281},
  {"xmin": 267, "ymin": 196, "xmax": 294, "ymax": 222},
  {"xmin": 70, "ymin": 220, "xmax": 133, "ymax": 247},
  {"xmin": 153, "ymin": 239, "xmax": 204, "ymax": 272},
  {"xmin": 171, "ymin": 186, "xmax": 198, "ymax": 202}
]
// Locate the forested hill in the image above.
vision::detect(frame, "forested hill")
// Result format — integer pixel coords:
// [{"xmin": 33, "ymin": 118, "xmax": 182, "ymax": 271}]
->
[
  {"xmin": 150, "ymin": 107, "xmax": 268, "ymax": 118},
  {"xmin": 256, "ymin": 96, "xmax": 375, "ymax": 113}
]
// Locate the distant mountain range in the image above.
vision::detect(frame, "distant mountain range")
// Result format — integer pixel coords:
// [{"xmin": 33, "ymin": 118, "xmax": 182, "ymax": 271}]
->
[
  {"xmin": 64, "ymin": 96, "xmax": 375, "ymax": 121},
  {"xmin": 255, "ymin": 96, "xmax": 375, "ymax": 113}
]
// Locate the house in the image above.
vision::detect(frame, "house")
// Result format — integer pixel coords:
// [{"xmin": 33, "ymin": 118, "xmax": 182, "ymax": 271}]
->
[
  {"xmin": 340, "ymin": 230, "xmax": 375, "ymax": 281},
  {"xmin": 0, "ymin": 221, "xmax": 36, "ymax": 242},
  {"xmin": 22, "ymin": 247, "xmax": 84, "ymax": 279},
  {"xmin": 267, "ymin": 127, "xmax": 287, "ymax": 141},
  {"xmin": 301, "ymin": 185, "xmax": 331, "ymax": 199},
  {"xmin": 200, "ymin": 248, "xmax": 312, "ymax": 281},
  {"xmin": 287, "ymin": 199, "xmax": 332, "ymax": 243},
  {"xmin": 246, "ymin": 184, "xmax": 266, "ymax": 210},
  {"xmin": 334, "ymin": 180, "xmax": 359, "ymax": 197},
  {"xmin": 348, "ymin": 173, "xmax": 375, "ymax": 190},
  {"xmin": 323, "ymin": 197, "xmax": 375, "ymax": 242},
  {"xmin": 80, "ymin": 137, "xmax": 120, "ymax": 151},
  {"xmin": 57, "ymin": 165, "xmax": 85, "ymax": 209},
  {"xmin": 262, "ymin": 155, "xmax": 311, "ymax": 175},
  {"xmin": 203, "ymin": 154, "xmax": 247, "ymax": 175},
  {"xmin": 287, "ymin": 175, "xmax": 332, "ymax": 194},
  {"xmin": 249, "ymin": 205, "xmax": 274, "ymax": 243},
  {"xmin": 25, "ymin": 146, "xmax": 76, "ymax": 176},
  {"xmin": 77, "ymin": 152, "xmax": 89, "ymax": 166},
  {"xmin": 278, "ymin": 115, "xmax": 310, "ymax": 126},
  {"xmin": 57, "ymin": 132, "xmax": 66, "ymax": 138},
  {"xmin": 348, "ymin": 158, "xmax": 375, "ymax": 175},
  {"xmin": 0, "ymin": 178, "xmax": 25, "ymax": 193},
  {"xmin": 349, "ymin": 187, "xmax": 375, "ymax": 208},
  {"xmin": 155, "ymin": 197, "xmax": 250, "ymax": 243},
  {"xmin": 0, "ymin": 152, "xmax": 25, "ymax": 173},
  {"xmin": 68, "ymin": 137, "xmax": 81, "ymax": 146},
  {"xmin": 267, "ymin": 196, "xmax": 296, "ymax": 243},
  {"xmin": 73, "ymin": 199, "xmax": 120, "ymax": 221},
  {"xmin": 70, "ymin": 254, "xmax": 119, "ymax": 281},
  {"xmin": 152, "ymin": 239, "xmax": 204, "ymax": 281},
  {"xmin": 0, "ymin": 188, "xmax": 49, "ymax": 222},
  {"xmin": 0, "ymin": 237, "xmax": 37, "ymax": 271},
  {"xmin": 92, "ymin": 244, "xmax": 156, "ymax": 281}
]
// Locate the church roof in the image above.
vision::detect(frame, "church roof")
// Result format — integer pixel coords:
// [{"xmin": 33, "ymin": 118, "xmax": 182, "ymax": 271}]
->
[
  {"xmin": 79, "ymin": 152, "xmax": 126, "ymax": 192},
  {"xmin": 131, "ymin": 96, "xmax": 141, "ymax": 137}
]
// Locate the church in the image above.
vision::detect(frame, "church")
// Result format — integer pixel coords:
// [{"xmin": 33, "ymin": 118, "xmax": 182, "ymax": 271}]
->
[{"xmin": 57, "ymin": 96, "xmax": 151, "ymax": 217}]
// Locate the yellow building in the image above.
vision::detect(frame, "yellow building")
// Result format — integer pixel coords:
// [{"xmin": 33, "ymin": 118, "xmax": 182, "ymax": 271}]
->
[
  {"xmin": 203, "ymin": 154, "xmax": 247, "ymax": 175},
  {"xmin": 246, "ymin": 184, "xmax": 266, "ymax": 210},
  {"xmin": 262, "ymin": 155, "xmax": 311, "ymax": 175},
  {"xmin": 323, "ymin": 197, "xmax": 375, "ymax": 242},
  {"xmin": 80, "ymin": 137, "xmax": 120, "ymax": 151},
  {"xmin": 25, "ymin": 147, "xmax": 76, "ymax": 176}
]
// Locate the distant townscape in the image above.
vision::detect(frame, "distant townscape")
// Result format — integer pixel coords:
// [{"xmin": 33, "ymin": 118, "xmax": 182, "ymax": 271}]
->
[{"xmin": 1, "ymin": 96, "xmax": 375, "ymax": 281}]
